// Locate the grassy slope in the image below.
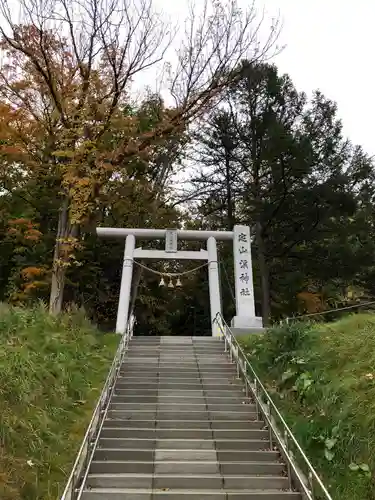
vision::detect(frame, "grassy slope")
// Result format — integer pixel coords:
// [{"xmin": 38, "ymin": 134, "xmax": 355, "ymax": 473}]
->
[
  {"xmin": 0, "ymin": 304, "xmax": 118, "ymax": 500},
  {"xmin": 241, "ymin": 314, "xmax": 375, "ymax": 500}
]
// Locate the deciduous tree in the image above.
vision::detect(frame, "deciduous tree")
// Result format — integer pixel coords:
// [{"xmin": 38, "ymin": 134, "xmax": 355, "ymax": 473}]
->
[{"xmin": 0, "ymin": 0, "xmax": 280, "ymax": 314}]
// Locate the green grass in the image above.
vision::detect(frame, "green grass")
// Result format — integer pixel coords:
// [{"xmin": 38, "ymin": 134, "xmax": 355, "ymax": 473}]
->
[
  {"xmin": 240, "ymin": 314, "xmax": 375, "ymax": 500},
  {"xmin": 0, "ymin": 303, "xmax": 118, "ymax": 500}
]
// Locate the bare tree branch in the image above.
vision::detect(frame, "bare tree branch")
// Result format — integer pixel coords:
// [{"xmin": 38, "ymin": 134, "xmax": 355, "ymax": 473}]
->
[
  {"xmin": 168, "ymin": 0, "xmax": 282, "ymax": 121},
  {"xmin": 0, "ymin": 0, "xmax": 281, "ymax": 314}
]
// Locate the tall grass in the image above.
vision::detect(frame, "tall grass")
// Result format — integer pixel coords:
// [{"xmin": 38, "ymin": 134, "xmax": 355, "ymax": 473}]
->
[
  {"xmin": 241, "ymin": 314, "xmax": 375, "ymax": 499},
  {"xmin": 0, "ymin": 303, "xmax": 118, "ymax": 499}
]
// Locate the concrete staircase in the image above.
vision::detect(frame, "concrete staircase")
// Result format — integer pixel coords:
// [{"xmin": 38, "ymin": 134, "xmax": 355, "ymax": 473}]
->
[{"xmin": 81, "ymin": 336, "xmax": 302, "ymax": 499}]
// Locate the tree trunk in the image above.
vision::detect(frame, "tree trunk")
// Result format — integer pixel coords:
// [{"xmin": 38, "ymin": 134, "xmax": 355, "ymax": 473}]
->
[
  {"xmin": 49, "ymin": 198, "xmax": 78, "ymax": 315},
  {"xmin": 49, "ymin": 258, "xmax": 66, "ymax": 315},
  {"xmin": 255, "ymin": 221, "xmax": 271, "ymax": 326}
]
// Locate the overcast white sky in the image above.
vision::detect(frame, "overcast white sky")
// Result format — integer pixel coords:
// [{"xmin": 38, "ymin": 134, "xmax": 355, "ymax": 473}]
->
[
  {"xmin": 264, "ymin": 0, "xmax": 374, "ymax": 156},
  {"xmin": 147, "ymin": 0, "xmax": 375, "ymax": 156}
]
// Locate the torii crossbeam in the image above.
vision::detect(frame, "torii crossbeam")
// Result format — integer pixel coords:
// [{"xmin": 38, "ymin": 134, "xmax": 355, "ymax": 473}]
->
[{"xmin": 96, "ymin": 226, "xmax": 263, "ymax": 336}]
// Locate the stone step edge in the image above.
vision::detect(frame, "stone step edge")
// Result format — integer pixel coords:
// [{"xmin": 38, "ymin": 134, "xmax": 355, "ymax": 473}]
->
[
  {"xmin": 120, "ymin": 363, "xmax": 234, "ymax": 366},
  {"xmin": 118, "ymin": 373, "xmax": 237, "ymax": 375},
  {"xmin": 110, "ymin": 396, "xmax": 250, "ymax": 399},
  {"xmin": 114, "ymin": 386, "xmax": 250, "ymax": 397},
  {"xmin": 95, "ymin": 448, "xmax": 278, "ymax": 454},
  {"xmin": 109, "ymin": 402, "xmax": 253, "ymax": 406},
  {"xmin": 82, "ymin": 488, "xmax": 299, "ymax": 495},
  {"xmin": 102, "ymin": 421, "xmax": 264, "ymax": 426},
  {"xmin": 101, "ymin": 427, "xmax": 265, "ymax": 431},
  {"xmin": 98, "ymin": 438, "xmax": 268, "ymax": 443},
  {"xmin": 116, "ymin": 378, "xmax": 240, "ymax": 381},
  {"xmin": 124, "ymin": 351, "xmax": 227, "ymax": 354},
  {"xmin": 115, "ymin": 381, "xmax": 242, "ymax": 384},
  {"xmin": 107, "ymin": 411, "xmax": 258, "ymax": 415},
  {"xmin": 104, "ymin": 419, "xmax": 262, "ymax": 422},
  {"xmin": 115, "ymin": 381, "xmax": 241, "ymax": 384},
  {"xmin": 91, "ymin": 460, "xmax": 285, "ymax": 466},
  {"xmin": 117, "ymin": 376, "xmax": 240, "ymax": 378},
  {"xmin": 109, "ymin": 404, "xmax": 254, "ymax": 407},
  {"xmin": 113, "ymin": 389, "xmax": 244, "ymax": 391},
  {"xmin": 108, "ymin": 404, "xmax": 255, "ymax": 407},
  {"xmin": 117, "ymin": 370, "xmax": 235, "ymax": 372},
  {"xmin": 87, "ymin": 473, "xmax": 287, "ymax": 479},
  {"xmin": 114, "ymin": 386, "xmax": 246, "ymax": 397}
]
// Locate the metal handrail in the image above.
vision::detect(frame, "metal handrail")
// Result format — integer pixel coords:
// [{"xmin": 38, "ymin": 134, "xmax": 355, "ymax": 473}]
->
[
  {"xmin": 60, "ymin": 315, "xmax": 136, "ymax": 500},
  {"xmin": 213, "ymin": 312, "xmax": 333, "ymax": 500}
]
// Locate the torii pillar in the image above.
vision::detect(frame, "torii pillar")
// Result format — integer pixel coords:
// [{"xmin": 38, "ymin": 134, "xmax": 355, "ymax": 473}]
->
[{"xmin": 231, "ymin": 225, "xmax": 263, "ymax": 335}]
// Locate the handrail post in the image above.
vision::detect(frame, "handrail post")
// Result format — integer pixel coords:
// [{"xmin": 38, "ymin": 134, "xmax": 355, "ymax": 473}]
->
[
  {"xmin": 212, "ymin": 312, "xmax": 332, "ymax": 500},
  {"xmin": 61, "ymin": 315, "xmax": 137, "ymax": 500},
  {"xmin": 308, "ymin": 471, "xmax": 315, "ymax": 499},
  {"xmin": 254, "ymin": 378, "xmax": 260, "ymax": 419},
  {"xmin": 284, "ymin": 430, "xmax": 293, "ymax": 490},
  {"xmin": 267, "ymin": 400, "xmax": 273, "ymax": 449}
]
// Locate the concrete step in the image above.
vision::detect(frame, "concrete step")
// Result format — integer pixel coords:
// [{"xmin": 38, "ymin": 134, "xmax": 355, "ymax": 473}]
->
[
  {"xmin": 129, "ymin": 362, "xmax": 232, "ymax": 365},
  {"xmin": 126, "ymin": 355, "xmax": 214, "ymax": 359},
  {"xmin": 126, "ymin": 348, "xmax": 225, "ymax": 352},
  {"xmin": 81, "ymin": 489, "xmax": 301, "ymax": 500},
  {"xmin": 118, "ymin": 366, "xmax": 236, "ymax": 371},
  {"xmin": 128, "ymin": 343, "xmax": 224, "ymax": 347},
  {"xmin": 108, "ymin": 403, "xmax": 257, "ymax": 413},
  {"xmin": 85, "ymin": 474, "xmax": 290, "ymax": 490},
  {"xmin": 112, "ymin": 388, "xmax": 245, "ymax": 395},
  {"xmin": 118, "ymin": 371, "xmax": 238, "ymax": 376},
  {"xmin": 156, "ymin": 357, "xmax": 229, "ymax": 361},
  {"xmin": 126, "ymin": 362, "xmax": 233, "ymax": 369},
  {"xmin": 121, "ymin": 362, "xmax": 233, "ymax": 365},
  {"xmin": 127, "ymin": 343, "xmax": 208, "ymax": 346},
  {"xmin": 100, "ymin": 428, "xmax": 268, "ymax": 440},
  {"xmin": 116, "ymin": 377, "xmax": 238, "ymax": 383},
  {"xmin": 156, "ymin": 349, "xmax": 226, "ymax": 353},
  {"xmin": 113, "ymin": 389, "xmax": 247, "ymax": 397},
  {"xmin": 128, "ymin": 341, "xmax": 161, "ymax": 345},
  {"xmin": 118, "ymin": 372, "xmax": 238, "ymax": 378},
  {"xmin": 117, "ymin": 374, "xmax": 240, "ymax": 380},
  {"xmin": 103, "ymin": 420, "xmax": 265, "ymax": 430},
  {"xmin": 106, "ymin": 411, "xmax": 257, "ymax": 421},
  {"xmin": 154, "ymin": 351, "xmax": 226, "ymax": 355},
  {"xmin": 94, "ymin": 449, "xmax": 281, "ymax": 462},
  {"xmin": 114, "ymin": 379, "xmax": 242, "ymax": 386},
  {"xmin": 123, "ymin": 354, "xmax": 226, "ymax": 357},
  {"xmin": 89, "ymin": 461, "xmax": 285, "ymax": 476},
  {"xmin": 120, "ymin": 363, "xmax": 235, "ymax": 368},
  {"xmin": 110, "ymin": 396, "xmax": 252, "ymax": 405},
  {"xmin": 106, "ymin": 411, "xmax": 259, "ymax": 421},
  {"xmin": 114, "ymin": 383, "xmax": 243, "ymax": 390},
  {"xmin": 98, "ymin": 438, "xmax": 269, "ymax": 450},
  {"xmin": 82, "ymin": 490, "xmax": 301, "ymax": 500}
]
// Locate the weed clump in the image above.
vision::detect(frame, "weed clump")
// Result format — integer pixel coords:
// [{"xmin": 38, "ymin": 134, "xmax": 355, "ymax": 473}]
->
[
  {"xmin": 0, "ymin": 303, "xmax": 118, "ymax": 500},
  {"xmin": 241, "ymin": 314, "xmax": 375, "ymax": 500}
]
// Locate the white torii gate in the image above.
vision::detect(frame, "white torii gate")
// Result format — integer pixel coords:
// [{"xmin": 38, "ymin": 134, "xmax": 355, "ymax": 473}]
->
[{"xmin": 96, "ymin": 225, "xmax": 263, "ymax": 336}]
